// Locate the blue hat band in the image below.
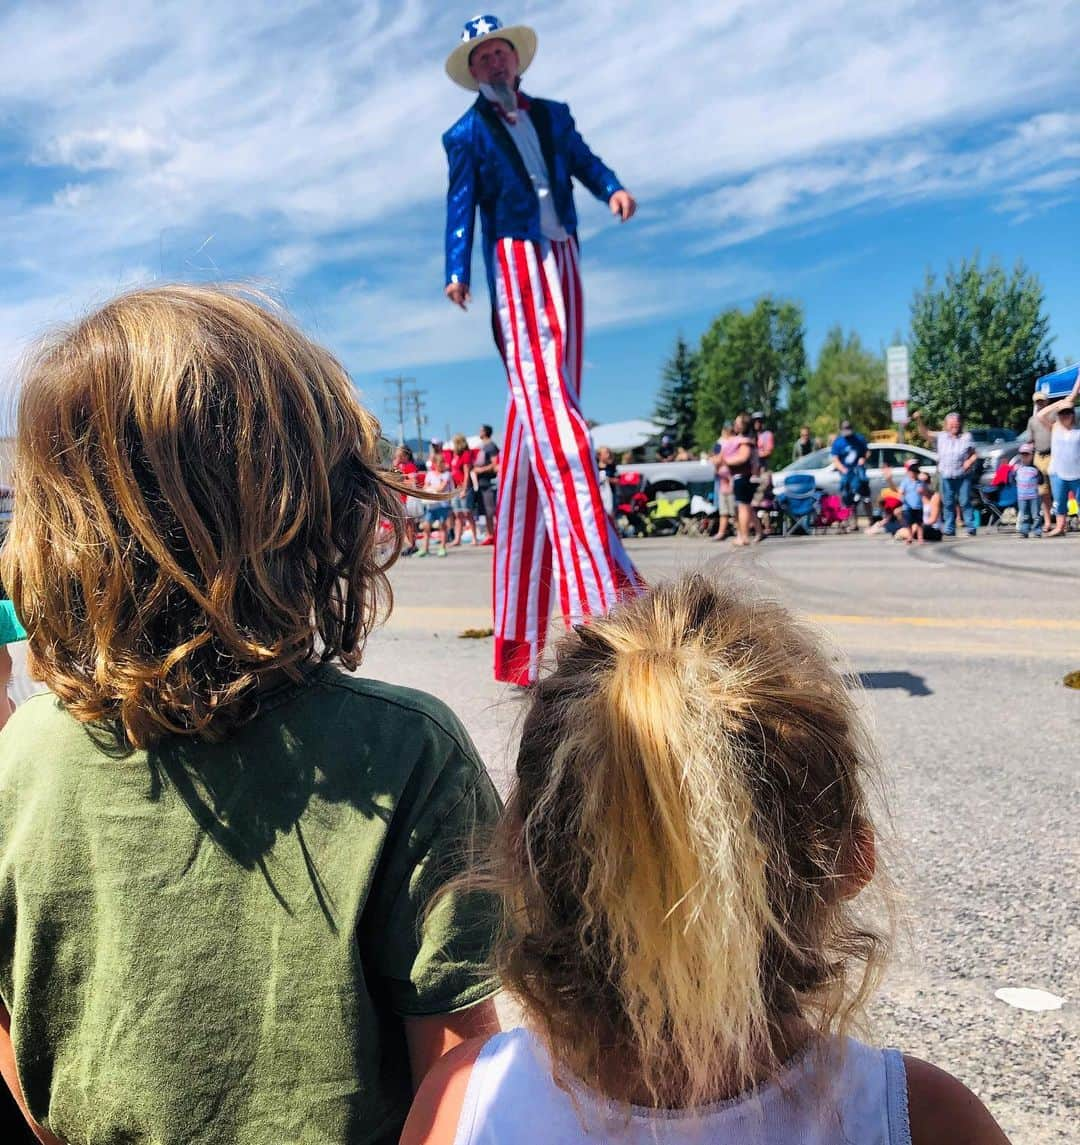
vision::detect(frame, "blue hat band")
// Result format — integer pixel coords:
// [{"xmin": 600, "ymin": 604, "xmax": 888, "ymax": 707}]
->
[{"xmin": 462, "ymin": 15, "xmax": 503, "ymax": 43}]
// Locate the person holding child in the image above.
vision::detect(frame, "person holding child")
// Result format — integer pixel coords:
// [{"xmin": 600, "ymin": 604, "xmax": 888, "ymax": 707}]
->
[
  {"xmin": 724, "ymin": 413, "xmax": 761, "ymax": 546},
  {"xmin": 0, "ymin": 286, "xmax": 501, "ymax": 1145},
  {"xmin": 403, "ymin": 575, "xmax": 1010, "ymax": 1144},
  {"xmin": 709, "ymin": 422, "xmax": 736, "ymax": 542}
]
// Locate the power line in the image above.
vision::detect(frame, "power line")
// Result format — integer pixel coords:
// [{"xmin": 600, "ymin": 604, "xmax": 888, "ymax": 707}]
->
[
  {"xmin": 383, "ymin": 376, "xmax": 414, "ymax": 445},
  {"xmin": 406, "ymin": 387, "xmax": 427, "ymax": 449}
]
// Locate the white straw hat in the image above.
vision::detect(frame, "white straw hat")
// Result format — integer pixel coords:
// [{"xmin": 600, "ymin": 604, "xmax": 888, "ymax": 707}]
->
[{"xmin": 445, "ymin": 14, "xmax": 537, "ymax": 91}]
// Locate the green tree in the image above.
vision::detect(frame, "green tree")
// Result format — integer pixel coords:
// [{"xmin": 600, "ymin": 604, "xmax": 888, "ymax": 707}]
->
[
  {"xmin": 654, "ymin": 334, "xmax": 698, "ymax": 448},
  {"xmin": 805, "ymin": 327, "xmax": 890, "ymax": 441},
  {"xmin": 693, "ymin": 296, "xmax": 807, "ymax": 449},
  {"xmin": 909, "ymin": 256, "xmax": 1056, "ymax": 429}
]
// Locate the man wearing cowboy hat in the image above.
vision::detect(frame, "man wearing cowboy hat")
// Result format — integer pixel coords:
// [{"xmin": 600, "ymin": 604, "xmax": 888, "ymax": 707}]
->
[{"xmin": 442, "ymin": 14, "xmax": 643, "ymax": 686}]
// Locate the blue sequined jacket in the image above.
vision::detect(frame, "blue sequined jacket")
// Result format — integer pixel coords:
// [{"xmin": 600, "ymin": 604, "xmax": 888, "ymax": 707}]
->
[{"xmin": 443, "ymin": 95, "xmax": 623, "ymax": 297}]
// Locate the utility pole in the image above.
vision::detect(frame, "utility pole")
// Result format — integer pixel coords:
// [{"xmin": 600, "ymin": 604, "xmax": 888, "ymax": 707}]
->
[
  {"xmin": 383, "ymin": 376, "xmax": 413, "ymax": 446},
  {"xmin": 406, "ymin": 387, "xmax": 427, "ymax": 451}
]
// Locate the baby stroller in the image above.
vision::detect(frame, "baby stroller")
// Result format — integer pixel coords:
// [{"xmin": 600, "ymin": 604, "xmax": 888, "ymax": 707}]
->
[
  {"xmin": 972, "ymin": 463, "xmax": 1018, "ymax": 531},
  {"xmin": 645, "ymin": 479, "xmax": 692, "ymax": 537}
]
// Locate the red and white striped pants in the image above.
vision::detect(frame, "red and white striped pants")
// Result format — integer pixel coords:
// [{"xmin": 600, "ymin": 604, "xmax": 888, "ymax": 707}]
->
[{"xmin": 492, "ymin": 236, "xmax": 644, "ymax": 685}]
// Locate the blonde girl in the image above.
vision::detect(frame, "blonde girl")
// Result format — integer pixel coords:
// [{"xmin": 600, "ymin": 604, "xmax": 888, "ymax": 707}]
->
[
  {"xmin": 0, "ymin": 285, "xmax": 501, "ymax": 1145},
  {"xmin": 403, "ymin": 575, "xmax": 1009, "ymax": 1144}
]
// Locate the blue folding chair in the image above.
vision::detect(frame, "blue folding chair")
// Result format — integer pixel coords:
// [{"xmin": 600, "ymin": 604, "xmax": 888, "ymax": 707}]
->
[{"xmin": 776, "ymin": 472, "xmax": 820, "ymax": 536}]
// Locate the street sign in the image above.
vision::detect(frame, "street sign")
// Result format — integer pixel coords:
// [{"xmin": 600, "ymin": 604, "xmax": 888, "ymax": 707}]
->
[
  {"xmin": 886, "ymin": 345, "xmax": 909, "ymax": 402},
  {"xmin": 891, "ymin": 399, "xmax": 908, "ymax": 424}
]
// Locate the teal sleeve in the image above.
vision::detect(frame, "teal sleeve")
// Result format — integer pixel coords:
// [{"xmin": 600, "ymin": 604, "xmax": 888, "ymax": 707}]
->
[{"xmin": 0, "ymin": 601, "xmax": 26, "ymax": 645}]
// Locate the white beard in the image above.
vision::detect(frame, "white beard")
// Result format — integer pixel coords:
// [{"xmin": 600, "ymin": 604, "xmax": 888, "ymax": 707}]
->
[{"xmin": 480, "ymin": 81, "xmax": 519, "ymax": 122}]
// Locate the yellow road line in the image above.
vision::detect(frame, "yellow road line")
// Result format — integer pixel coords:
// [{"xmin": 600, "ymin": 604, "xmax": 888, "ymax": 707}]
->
[
  {"xmin": 806, "ymin": 614, "xmax": 1080, "ymax": 632},
  {"xmin": 385, "ymin": 605, "xmax": 1077, "ymax": 633}
]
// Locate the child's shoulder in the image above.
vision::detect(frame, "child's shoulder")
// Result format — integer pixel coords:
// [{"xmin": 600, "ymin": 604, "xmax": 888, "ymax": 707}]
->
[
  {"xmin": 1, "ymin": 691, "xmax": 83, "ymax": 756},
  {"xmin": 305, "ymin": 670, "xmax": 476, "ymax": 751},
  {"xmin": 292, "ymin": 669, "xmax": 494, "ymax": 807},
  {"xmin": 903, "ymin": 1056, "xmax": 1011, "ymax": 1144},
  {"xmin": 0, "ymin": 692, "xmax": 105, "ymax": 811},
  {"xmin": 400, "ymin": 1035, "xmax": 492, "ymax": 1145}
]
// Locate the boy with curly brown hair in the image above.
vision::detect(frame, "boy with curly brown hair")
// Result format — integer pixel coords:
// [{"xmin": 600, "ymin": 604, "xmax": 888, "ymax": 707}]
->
[{"xmin": 0, "ymin": 285, "xmax": 500, "ymax": 1145}]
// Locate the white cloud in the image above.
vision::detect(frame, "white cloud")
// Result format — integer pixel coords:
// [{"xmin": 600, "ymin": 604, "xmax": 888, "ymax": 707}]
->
[
  {"xmin": 681, "ymin": 112, "xmax": 1080, "ymax": 249},
  {"xmin": 37, "ymin": 125, "xmax": 172, "ymax": 171},
  {"xmin": 0, "ymin": 0, "xmax": 1078, "ymax": 400}
]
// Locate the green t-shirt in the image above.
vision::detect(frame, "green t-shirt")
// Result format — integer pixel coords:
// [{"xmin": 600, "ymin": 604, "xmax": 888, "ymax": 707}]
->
[{"xmin": 0, "ymin": 667, "xmax": 501, "ymax": 1144}]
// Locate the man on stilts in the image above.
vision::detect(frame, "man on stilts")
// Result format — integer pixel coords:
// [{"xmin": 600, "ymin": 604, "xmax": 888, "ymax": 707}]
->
[{"xmin": 443, "ymin": 14, "xmax": 645, "ymax": 685}]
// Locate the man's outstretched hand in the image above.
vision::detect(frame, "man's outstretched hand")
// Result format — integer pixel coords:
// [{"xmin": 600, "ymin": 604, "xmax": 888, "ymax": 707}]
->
[
  {"xmin": 609, "ymin": 190, "xmax": 637, "ymax": 222},
  {"xmin": 445, "ymin": 283, "xmax": 471, "ymax": 309}
]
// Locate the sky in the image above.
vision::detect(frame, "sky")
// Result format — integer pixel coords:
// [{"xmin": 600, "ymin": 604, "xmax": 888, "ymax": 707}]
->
[{"xmin": 1, "ymin": 0, "xmax": 1079, "ymax": 440}]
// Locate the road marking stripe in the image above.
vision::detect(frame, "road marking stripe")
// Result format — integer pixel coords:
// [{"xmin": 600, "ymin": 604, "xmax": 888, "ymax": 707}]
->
[
  {"xmin": 384, "ymin": 605, "xmax": 1079, "ymax": 634},
  {"xmin": 807, "ymin": 614, "xmax": 1080, "ymax": 632}
]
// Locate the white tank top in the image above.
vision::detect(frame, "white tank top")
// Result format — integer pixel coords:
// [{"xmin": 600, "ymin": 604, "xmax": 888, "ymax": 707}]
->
[
  {"xmin": 453, "ymin": 1028, "xmax": 912, "ymax": 1145},
  {"xmin": 1050, "ymin": 422, "xmax": 1080, "ymax": 481}
]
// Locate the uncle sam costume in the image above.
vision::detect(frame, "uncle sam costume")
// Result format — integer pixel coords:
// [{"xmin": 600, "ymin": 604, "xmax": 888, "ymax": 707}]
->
[{"xmin": 443, "ymin": 15, "xmax": 644, "ymax": 685}]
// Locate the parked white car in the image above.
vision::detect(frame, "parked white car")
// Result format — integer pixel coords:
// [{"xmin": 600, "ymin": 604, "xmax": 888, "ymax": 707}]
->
[{"xmin": 773, "ymin": 442, "xmax": 938, "ymax": 500}]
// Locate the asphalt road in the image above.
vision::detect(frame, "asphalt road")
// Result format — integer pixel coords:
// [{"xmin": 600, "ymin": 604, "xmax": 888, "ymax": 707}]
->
[{"xmin": 363, "ymin": 529, "xmax": 1078, "ymax": 1144}]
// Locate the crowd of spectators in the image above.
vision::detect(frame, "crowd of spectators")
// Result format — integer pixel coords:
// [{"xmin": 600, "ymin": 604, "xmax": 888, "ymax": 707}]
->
[
  {"xmin": 865, "ymin": 379, "xmax": 1080, "ymax": 542},
  {"xmin": 630, "ymin": 382, "xmax": 1080, "ymax": 543},
  {"xmin": 390, "ymin": 425, "xmax": 501, "ymax": 557}
]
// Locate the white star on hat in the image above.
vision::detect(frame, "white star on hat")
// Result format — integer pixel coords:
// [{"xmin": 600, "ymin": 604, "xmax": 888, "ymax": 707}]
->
[{"xmin": 472, "ymin": 16, "xmax": 493, "ymax": 36}]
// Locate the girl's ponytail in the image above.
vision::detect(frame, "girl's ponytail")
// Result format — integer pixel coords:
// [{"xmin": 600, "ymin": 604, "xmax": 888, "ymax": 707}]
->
[
  {"xmin": 498, "ymin": 574, "xmax": 888, "ymax": 1110},
  {"xmin": 571, "ymin": 633, "xmax": 775, "ymax": 1103}
]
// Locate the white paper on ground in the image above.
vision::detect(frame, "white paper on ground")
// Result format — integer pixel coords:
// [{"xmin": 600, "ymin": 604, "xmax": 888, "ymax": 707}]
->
[{"xmin": 994, "ymin": 987, "xmax": 1065, "ymax": 1012}]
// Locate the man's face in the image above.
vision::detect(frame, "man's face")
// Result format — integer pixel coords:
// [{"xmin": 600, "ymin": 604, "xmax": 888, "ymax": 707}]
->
[
  {"xmin": 468, "ymin": 38, "xmax": 519, "ymax": 87},
  {"xmin": 945, "ymin": 414, "xmax": 961, "ymax": 434}
]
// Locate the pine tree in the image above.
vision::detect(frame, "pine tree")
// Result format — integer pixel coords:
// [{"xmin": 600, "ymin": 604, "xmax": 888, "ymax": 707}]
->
[{"xmin": 654, "ymin": 335, "xmax": 699, "ymax": 449}]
